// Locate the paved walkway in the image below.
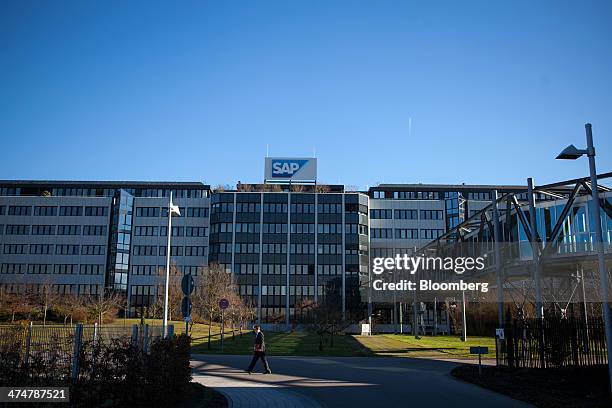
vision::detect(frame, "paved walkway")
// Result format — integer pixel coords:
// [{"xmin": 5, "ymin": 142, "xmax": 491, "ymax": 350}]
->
[
  {"xmin": 191, "ymin": 354, "xmax": 532, "ymax": 408},
  {"xmin": 191, "ymin": 359, "xmax": 322, "ymax": 408}
]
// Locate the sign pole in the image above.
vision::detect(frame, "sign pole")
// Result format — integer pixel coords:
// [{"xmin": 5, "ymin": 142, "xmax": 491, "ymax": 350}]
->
[
  {"xmin": 218, "ymin": 298, "xmax": 229, "ymax": 352},
  {"xmin": 181, "ymin": 273, "xmax": 194, "ymax": 336},
  {"xmin": 221, "ymin": 309, "xmax": 225, "ymax": 352},
  {"xmin": 461, "ymin": 290, "xmax": 467, "ymax": 342}
]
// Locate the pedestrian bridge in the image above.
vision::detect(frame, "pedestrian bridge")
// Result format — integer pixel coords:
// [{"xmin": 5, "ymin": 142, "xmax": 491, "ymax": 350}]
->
[{"xmin": 416, "ymin": 172, "xmax": 612, "ymax": 316}]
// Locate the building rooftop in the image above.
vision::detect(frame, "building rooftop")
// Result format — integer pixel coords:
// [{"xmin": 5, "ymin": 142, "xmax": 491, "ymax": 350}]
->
[{"xmin": 0, "ymin": 180, "xmax": 209, "ymax": 189}]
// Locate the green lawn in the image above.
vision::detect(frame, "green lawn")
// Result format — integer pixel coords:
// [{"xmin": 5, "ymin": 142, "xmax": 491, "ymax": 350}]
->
[
  {"xmin": 26, "ymin": 319, "xmax": 496, "ymax": 360},
  {"xmin": 192, "ymin": 330, "xmax": 371, "ymax": 357},
  {"xmin": 353, "ymin": 334, "xmax": 496, "ymax": 359}
]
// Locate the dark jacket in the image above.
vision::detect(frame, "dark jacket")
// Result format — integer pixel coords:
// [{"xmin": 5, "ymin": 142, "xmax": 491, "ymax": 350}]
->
[{"xmin": 254, "ymin": 331, "xmax": 266, "ymax": 352}]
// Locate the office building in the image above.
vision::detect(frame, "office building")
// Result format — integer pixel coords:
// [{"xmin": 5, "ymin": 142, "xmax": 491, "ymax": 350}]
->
[{"xmin": 0, "ymin": 160, "xmax": 538, "ymax": 325}]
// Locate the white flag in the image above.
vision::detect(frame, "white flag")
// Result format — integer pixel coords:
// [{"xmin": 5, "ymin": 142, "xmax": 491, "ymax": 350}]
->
[{"xmin": 169, "ymin": 202, "xmax": 181, "ymax": 216}]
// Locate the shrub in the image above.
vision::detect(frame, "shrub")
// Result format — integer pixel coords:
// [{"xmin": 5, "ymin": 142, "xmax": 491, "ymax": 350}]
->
[{"xmin": 0, "ymin": 331, "xmax": 191, "ymax": 407}]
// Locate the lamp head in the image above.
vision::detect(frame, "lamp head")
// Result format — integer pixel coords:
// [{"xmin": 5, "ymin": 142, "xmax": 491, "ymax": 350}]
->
[{"xmin": 556, "ymin": 144, "xmax": 584, "ymax": 160}]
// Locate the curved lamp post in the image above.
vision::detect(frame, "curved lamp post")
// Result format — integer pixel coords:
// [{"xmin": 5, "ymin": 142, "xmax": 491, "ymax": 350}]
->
[{"xmin": 556, "ymin": 123, "xmax": 612, "ymax": 396}]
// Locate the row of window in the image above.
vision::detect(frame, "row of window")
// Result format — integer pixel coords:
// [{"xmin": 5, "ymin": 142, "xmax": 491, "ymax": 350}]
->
[
  {"xmin": 0, "ymin": 263, "xmax": 104, "ymax": 275},
  {"xmin": 0, "ymin": 187, "xmax": 205, "ymax": 199},
  {"xmin": 237, "ymin": 284, "xmax": 346, "ymax": 297},
  {"xmin": 371, "ymin": 228, "xmax": 445, "ymax": 239},
  {"xmin": 2, "ymin": 244, "xmax": 106, "ymax": 256},
  {"xmin": 1, "ymin": 205, "xmax": 109, "ymax": 217},
  {"xmin": 134, "ymin": 207, "xmax": 209, "ymax": 217},
  {"xmin": 214, "ymin": 242, "xmax": 354, "ymax": 255},
  {"xmin": 132, "ymin": 245, "xmax": 207, "ymax": 257},
  {"xmin": 212, "ymin": 222, "xmax": 368, "ymax": 235},
  {"xmin": 133, "ymin": 226, "xmax": 209, "ymax": 237},
  {"xmin": 131, "ymin": 264, "xmax": 201, "ymax": 276},
  {"xmin": 0, "ymin": 282, "xmax": 102, "ymax": 296},
  {"xmin": 372, "ymin": 191, "xmax": 440, "ymax": 200},
  {"xmin": 369, "ymin": 209, "xmax": 444, "ymax": 220},
  {"xmin": 211, "ymin": 202, "xmax": 348, "ymax": 214},
  {"xmin": 3, "ymin": 224, "xmax": 107, "ymax": 236},
  {"xmin": 215, "ymin": 223, "xmax": 345, "ymax": 235},
  {"xmin": 230, "ymin": 263, "xmax": 354, "ymax": 276}
]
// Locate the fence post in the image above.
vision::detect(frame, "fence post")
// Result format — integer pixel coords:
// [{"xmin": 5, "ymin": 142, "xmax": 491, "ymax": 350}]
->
[
  {"xmin": 24, "ymin": 321, "xmax": 33, "ymax": 368},
  {"xmin": 143, "ymin": 324, "xmax": 149, "ymax": 354},
  {"xmin": 507, "ymin": 319, "xmax": 515, "ymax": 368},
  {"xmin": 570, "ymin": 318, "xmax": 579, "ymax": 366},
  {"xmin": 71, "ymin": 323, "xmax": 83, "ymax": 382},
  {"xmin": 131, "ymin": 324, "xmax": 139, "ymax": 347},
  {"xmin": 93, "ymin": 322, "xmax": 98, "ymax": 347},
  {"xmin": 539, "ymin": 318, "xmax": 546, "ymax": 369}
]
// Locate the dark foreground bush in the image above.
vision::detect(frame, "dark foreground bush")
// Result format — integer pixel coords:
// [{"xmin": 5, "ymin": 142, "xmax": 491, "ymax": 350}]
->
[
  {"xmin": 0, "ymin": 333, "xmax": 192, "ymax": 407},
  {"xmin": 452, "ymin": 364, "xmax": 611, "ymax": 408}
]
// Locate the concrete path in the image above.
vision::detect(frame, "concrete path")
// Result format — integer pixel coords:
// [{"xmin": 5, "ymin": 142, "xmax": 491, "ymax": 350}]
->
[{"xmin": 191, "ymin": 354, "xmax": 532, "ymax": 408}]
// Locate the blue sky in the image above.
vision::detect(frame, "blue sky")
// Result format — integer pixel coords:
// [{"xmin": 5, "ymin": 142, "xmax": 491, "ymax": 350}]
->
[{"xmin": 1, "ymin": 0, "xmax": 611, "ymax": 189}]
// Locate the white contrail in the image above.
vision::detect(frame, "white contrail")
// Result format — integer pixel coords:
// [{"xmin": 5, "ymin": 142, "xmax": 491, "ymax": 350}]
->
[{"xmin": 409, "ymin": 117, "xmax": 412, "ymax": 138}]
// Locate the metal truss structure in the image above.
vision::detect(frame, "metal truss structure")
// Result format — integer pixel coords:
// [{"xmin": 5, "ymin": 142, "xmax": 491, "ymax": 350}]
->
[{"xmin": 417, "ymin": 172, "xmax": 612, "ymax": 323}]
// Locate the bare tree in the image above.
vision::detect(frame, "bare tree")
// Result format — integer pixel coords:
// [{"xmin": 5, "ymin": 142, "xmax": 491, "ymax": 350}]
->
[
  {"xmin": 237, "ymin": 298, "xmax": 256, "ymax": 336},
  {"xmin": 150, "ymin": 264, "xmax": 183, "ymax": 321},
  {"xmin": 315, "ymin": 184, "xmax": 331, "ymax": 193},
  {"xmin": 7, "ymin": 284, "xmax": 37, "ymax": 322},
  {"xmin": 86, "ymin": 291, "xmax": 122, "ymax": 325},
  {"xmin": 238, "ymin": 183, "xmax": 254, "ymax": 192},
  {"xmin": 0, "ymin": 286, "xmax": 29, "ymax": 323},
  {"xmin": 304, "ymin": 296, "xmax": 346, "ymax": 350},
  {"xmin": 39, "ymin": 279, "xmax": 59, "ymax": 325},
  {"xmin": 54, "ymin": 294, "xmax": 86, "ymax": 325},
  {"xmin": 265, "ymin": 183, "xmax": 282, "ymax": 192},
  {"xmin": 291, "ymin": 184, "xmax": 305, "ymax": 192},
  {"xmin": 192, "ymin": 263, "xmax": 236, "ymax": 349}
]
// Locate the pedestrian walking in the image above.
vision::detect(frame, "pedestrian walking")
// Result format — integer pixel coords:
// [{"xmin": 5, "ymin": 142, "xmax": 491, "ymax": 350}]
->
[{"xmin": 246, "ymin": 325, "xmax": 272, "ymax": 374}]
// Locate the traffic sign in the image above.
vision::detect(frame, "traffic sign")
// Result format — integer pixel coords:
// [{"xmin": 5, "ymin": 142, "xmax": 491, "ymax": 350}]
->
[
  {"xmin": 469, "ymin": 346, "xmax": 489, "ymax": 354},
  {"xmin": 469, "ymin": 346, "xmax": 489, "ymax": 377},
  {"xmin": 181, "ymin": 296, "xmax": 192, "ymax": 318},
  {"xmin": 181, "ymin": 274, "xmax": 195, "ymax": 295},
  {"xmin": 495, "ymin": 328, "xmax": 505, "ymax": 340},
  {"xmin": 219, "ymin": 298, "xmax": 230, "ymax": 310}
]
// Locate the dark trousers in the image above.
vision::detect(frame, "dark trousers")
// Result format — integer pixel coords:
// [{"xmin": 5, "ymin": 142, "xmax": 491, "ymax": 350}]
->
[{"xmin": 247, "ymin": 351, "xmax": 270, "ymax": 372}]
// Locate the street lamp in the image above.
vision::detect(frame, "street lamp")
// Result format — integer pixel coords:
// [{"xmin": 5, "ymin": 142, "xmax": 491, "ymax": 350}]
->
[
  {"xmin": 163, "ymin": 191, "xmax": 181, "ymax": 338},
  {"xmin": 556, "ymin": 123, "xmax": 612, "ymax": 395}
]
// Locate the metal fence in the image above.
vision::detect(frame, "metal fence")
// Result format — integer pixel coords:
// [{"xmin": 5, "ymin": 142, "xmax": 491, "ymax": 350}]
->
[
  {"xmin": 496, "ymin": 318, "xmax": 608, "ymax": 368},
  {"xmin": 0, "ymin": 323, "xmax": 173, "ymax": 383}
]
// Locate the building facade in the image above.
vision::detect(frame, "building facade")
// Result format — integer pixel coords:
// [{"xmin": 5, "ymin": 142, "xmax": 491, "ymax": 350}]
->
[
  {"xmin": 366, "ymin": 184, "xmax": 527, "ymax": 327},
  {"xmin": 0, "ymin": 181, "xmax": 210, "ymax": 315},
  {"xmin": 1, "ymin": 179, "xmax": 533, "ymax": 325},
  {"xmin": 208, "ymin": 188, "xmax": 369, "ymax": 324}
]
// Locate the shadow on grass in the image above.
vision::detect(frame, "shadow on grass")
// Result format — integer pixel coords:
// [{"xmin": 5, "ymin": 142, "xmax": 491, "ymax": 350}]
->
[
  {"xmin": 192, "ymin": 331, "xmax": 372, "ymax": 357},
  {"xmin": 374, "ymin": 347, "xmax": 460, "ymax": 353}
]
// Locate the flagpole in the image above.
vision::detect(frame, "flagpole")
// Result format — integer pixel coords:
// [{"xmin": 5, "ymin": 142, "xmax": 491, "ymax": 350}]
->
[{"xmin": 163, "ymin": 191, "xmax": 173, "ymax": 338}]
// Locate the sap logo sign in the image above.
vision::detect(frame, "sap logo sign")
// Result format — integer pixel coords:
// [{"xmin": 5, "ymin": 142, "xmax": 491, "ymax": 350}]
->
[{"xmin": 271, "ymin": 160, "xmax": 308, "ymax": 177}]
